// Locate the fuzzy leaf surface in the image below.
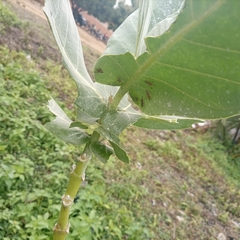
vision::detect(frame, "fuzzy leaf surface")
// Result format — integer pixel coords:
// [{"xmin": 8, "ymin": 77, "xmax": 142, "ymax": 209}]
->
[
  {"xmin": 45, "ymin": 99, "xmax": 90, "ymax": 145},
  {"xmin": 44, "ymin": 0, "xmax": 107, "ymax": 124},
  {"xmin": 95, "ymin": 0, "xmax": 240, "ymax": 122},
  {"xmin": 103, "ymin": 0, "xmax": 185, "ymax": 57},
  {"xmin": 101, "ymin": 109, "xmax": 140, "ymax": 136},
  {"xmin": 109, "ymin": 142, "xmax": 129, "ymax": 163},
  {"xmin": 95, "ymin": 127, "xmax": 129, "ymax": 163},
  {"xmin": 90, "ymin": 142, "xmax": 113, "ymax": 164}
]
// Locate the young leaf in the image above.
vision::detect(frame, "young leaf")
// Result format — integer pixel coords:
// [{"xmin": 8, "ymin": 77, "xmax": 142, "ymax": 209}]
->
[
  {"xmin": 95, "ymin": 0, "xmax": 240, "ymax": 121},
  {"xmin": 95, "ymin": 127, "xmax": 129, "ymax": 163},
  {"xmin": 100, "ymin": 110, "xmax": 140, "ymax": 136},
  {"xmin": 95, "ymin": 127, "xmax": 121, "ymax": 146},
  {"xmin": 109, "ymin": 141, "xmax": 129, "ymax": 164},
  {"xmin": 45, "ymin": 99, "xmax": 90, "ymax": 145},
  {"xmin": 90, "ymin": 142, "xmax": 113, "ymax": 164}
]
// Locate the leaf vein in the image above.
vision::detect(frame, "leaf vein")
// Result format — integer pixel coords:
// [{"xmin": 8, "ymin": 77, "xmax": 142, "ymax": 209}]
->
[
  {"xmin": 182, "ymin": 38, "xmax": 240, "ymax": 54},
  {"xmin": 156, "ymin": 62, "xmax": 240, "ymax": 85},
  {"xmin": 141, "ymin": 75, "xmax": 231, "ymax": 110}
]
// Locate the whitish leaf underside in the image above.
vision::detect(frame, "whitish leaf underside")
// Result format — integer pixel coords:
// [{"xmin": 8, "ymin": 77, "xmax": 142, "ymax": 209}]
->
[{"xmin": 44, "ymin": 0, "xmax": 107, "ymax": 124}]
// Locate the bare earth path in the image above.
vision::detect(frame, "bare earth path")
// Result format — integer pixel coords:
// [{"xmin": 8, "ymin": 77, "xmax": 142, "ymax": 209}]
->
[{"xmin": 8, "ymin": 0, "xmax": 106, "ymax": 54}]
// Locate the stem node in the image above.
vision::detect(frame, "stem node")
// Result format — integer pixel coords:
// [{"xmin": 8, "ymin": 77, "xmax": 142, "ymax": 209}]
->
[
  {"xmin": 61, "ymin": 194, "xmax": 73, "ymax": 207},
  {"xmin": 79, "ymin": 153, "xmax": 88, "ymax": 162},
  {"xmin": 82, "ymin": 172, "xmax": 86, "ymax": 181},
  {"xmin": 71, "ymin": 164, "xmax": 76, "ymax": 173},
  {"xmin": 53, "ymin": 223, "xmax": 70, "ymax": 233}
]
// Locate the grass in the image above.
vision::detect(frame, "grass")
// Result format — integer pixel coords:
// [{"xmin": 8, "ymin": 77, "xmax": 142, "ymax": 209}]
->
[
  {"xmin": 120, "ymin": 128, "xmax": 240, "ymax": 239},
  {"xmin": 1, "ymin": 2, "xmax": 240, "ymax": 240}
]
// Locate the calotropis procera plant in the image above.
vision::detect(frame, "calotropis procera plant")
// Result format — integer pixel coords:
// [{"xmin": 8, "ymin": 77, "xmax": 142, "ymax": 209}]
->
[{"xmin": 43, "ymin": 0, "xmax": 240, "ymax": 239}]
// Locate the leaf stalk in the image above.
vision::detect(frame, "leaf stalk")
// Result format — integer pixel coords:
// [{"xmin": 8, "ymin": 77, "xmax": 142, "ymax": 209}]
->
[{"xmin": 109, "ymin": 85, "xmax": 129, "ymax": 110}]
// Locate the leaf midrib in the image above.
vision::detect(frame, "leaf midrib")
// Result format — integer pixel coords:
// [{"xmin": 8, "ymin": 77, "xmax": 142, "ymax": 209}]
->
[{"xmin": 44, "ymin": 1, "xmax": 101, "ymax": 98}]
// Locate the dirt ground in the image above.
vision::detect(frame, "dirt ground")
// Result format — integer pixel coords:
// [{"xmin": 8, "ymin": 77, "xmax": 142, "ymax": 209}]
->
[{"xmin": 7, "ymin": 0, "xmax": 106, "ymax": 54}]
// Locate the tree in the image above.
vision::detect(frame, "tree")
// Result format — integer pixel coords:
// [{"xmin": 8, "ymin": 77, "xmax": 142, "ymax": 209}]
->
[
  {"xmin": 73, "ymin": 0, "xmax": 137, "ymax": 30},
  {"xmin": 73, "ymin": 0, "xmax": 115, "ymax": 22},
  {"xmin": 131, "ymin": 0, "xmax": 139, "ymax": 8},
  {"xmin": 108, "ymin": 2, "xmax": 136, "ymax": 30}
]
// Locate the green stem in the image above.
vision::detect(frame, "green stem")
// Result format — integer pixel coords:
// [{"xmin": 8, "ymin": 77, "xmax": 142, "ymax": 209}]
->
[
  {"xmin": 109, "ymin": 85, "xmax": 129, "ymax": 110},
  {"xmin": 53, "ymin": 132, "xmax": 100, "ymax": 240}
]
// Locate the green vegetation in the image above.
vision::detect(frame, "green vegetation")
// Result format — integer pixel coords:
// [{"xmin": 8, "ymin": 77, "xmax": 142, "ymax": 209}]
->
[
  {"xmin": 1, "ymin": 1, "xmax": 240, "ymax": 240},
  {"xmin": 0, "ymin": 1, "xmax": 23, "ymax": 33}
]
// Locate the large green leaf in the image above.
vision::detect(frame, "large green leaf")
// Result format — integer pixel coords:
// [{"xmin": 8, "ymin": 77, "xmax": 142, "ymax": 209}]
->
[
  {"xmin": 45, "ymin": 99, "xmax": 90, "ymax": 145},
  {"xmin": 95, "ymin": 0, "xmax": 240, "ymax": 121},
  {"xmin": 43, "ymin": 0, "xmax": 107, "ymax": 124}
]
